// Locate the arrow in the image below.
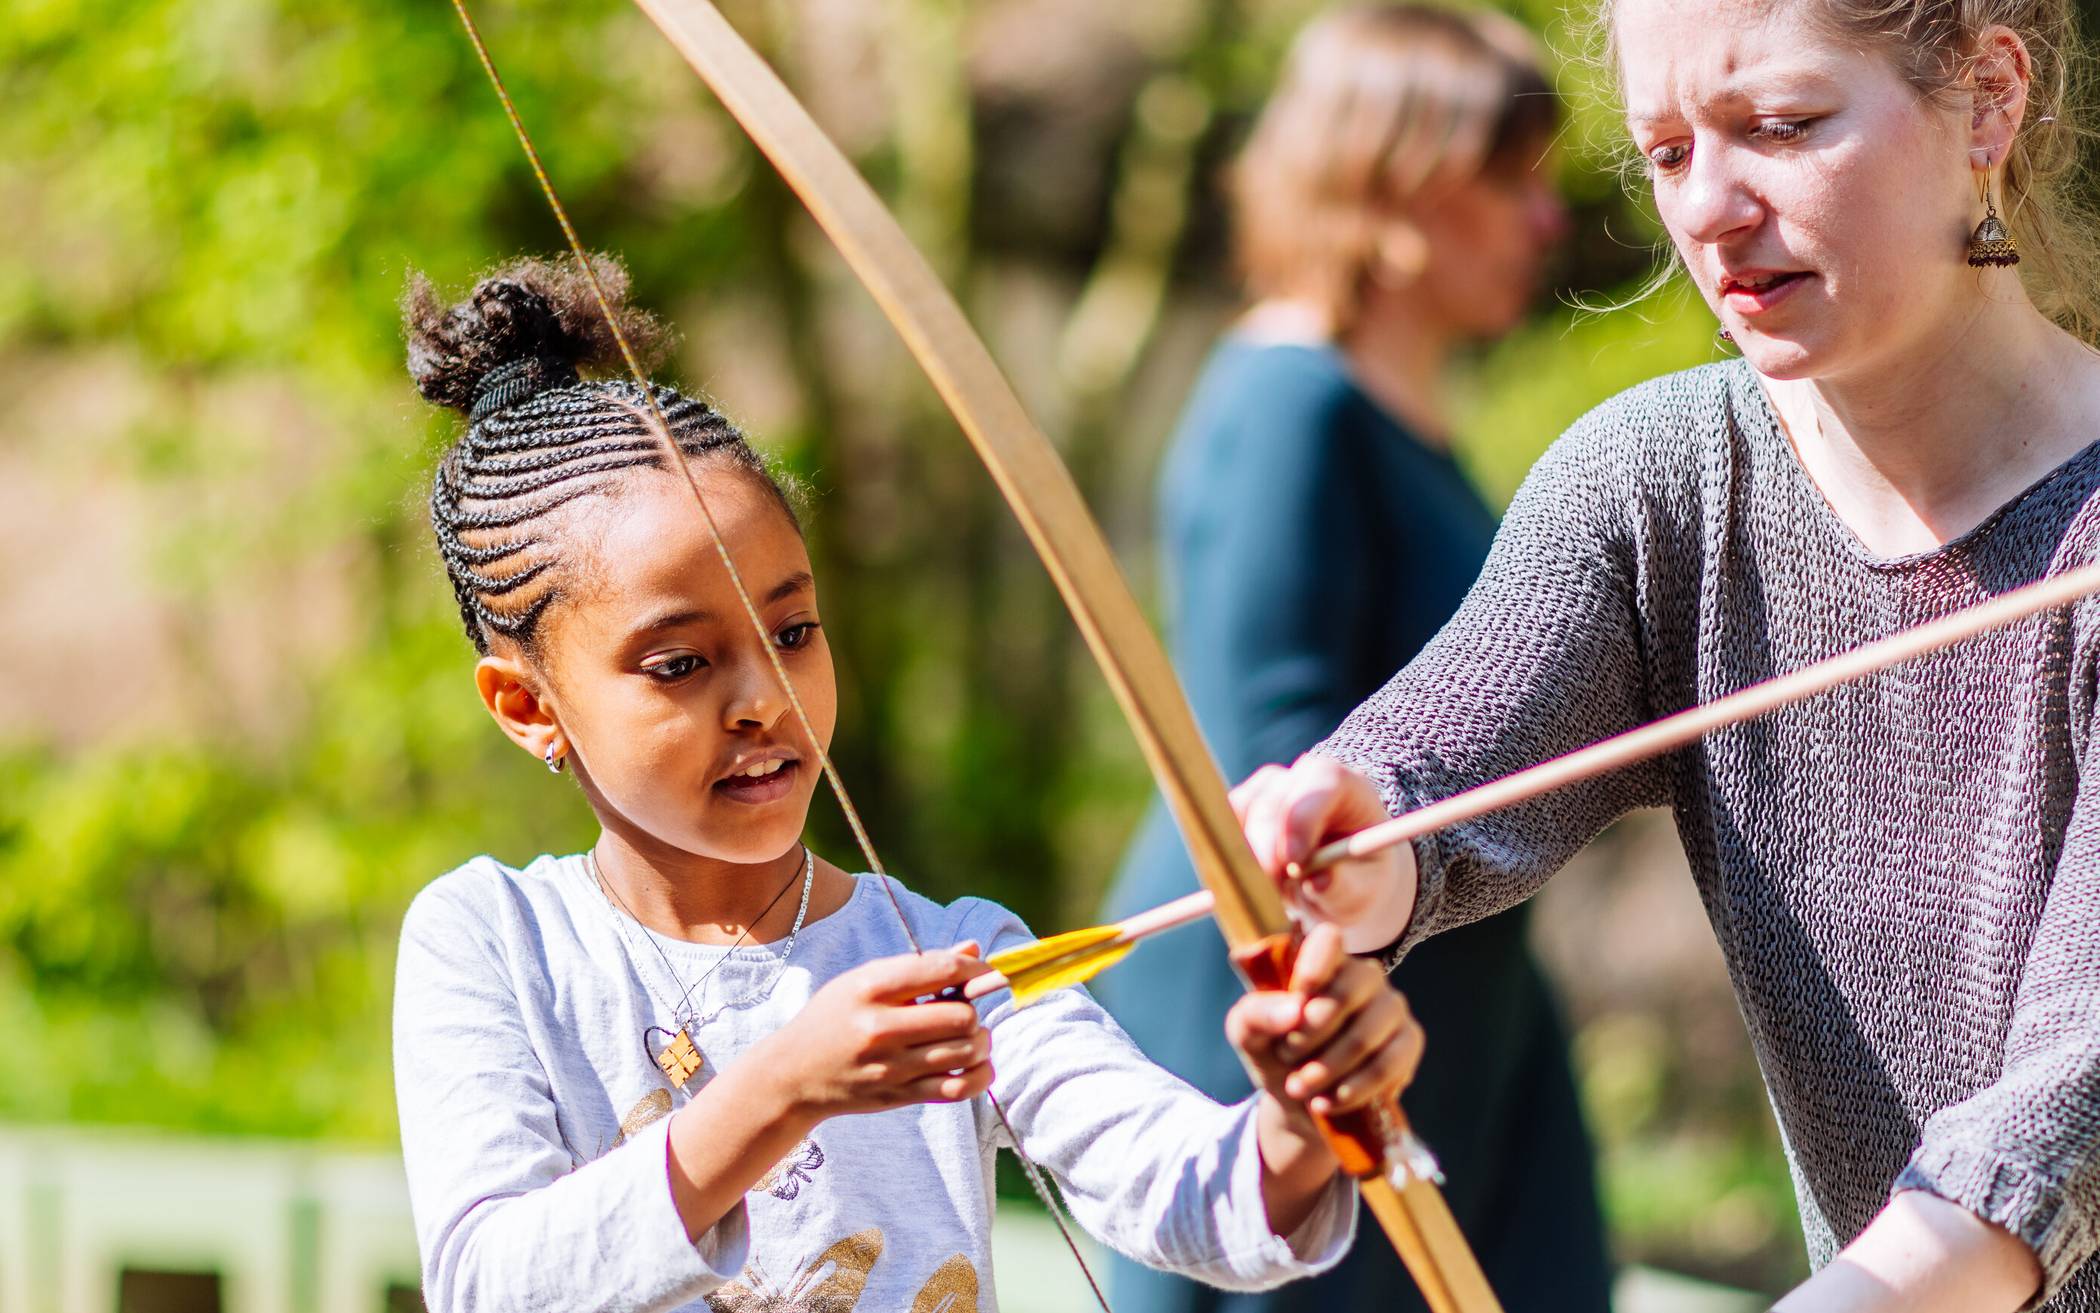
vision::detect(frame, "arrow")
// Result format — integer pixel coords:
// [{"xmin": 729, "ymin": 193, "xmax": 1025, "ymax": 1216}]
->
[
  {"xmin": 977, "ymin": 890, "xmax": 1215, "ymax": 1007},
  {"xmin": 994, "ymin": 560, "xmax": 2100, "ymax": 1006}
]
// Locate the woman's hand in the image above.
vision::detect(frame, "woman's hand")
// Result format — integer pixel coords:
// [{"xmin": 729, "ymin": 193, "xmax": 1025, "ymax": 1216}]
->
[
  {"xmin": 1231, "ymin": 755, "xmax": 1417, "ymax": 954},
  {"xmin": 754, "ymin": 944, "xmax": 999, "ymax": 1131},
  {"xmin": 1226, "ymin": 921, "xmax": 1426, "ymax": 1235}
]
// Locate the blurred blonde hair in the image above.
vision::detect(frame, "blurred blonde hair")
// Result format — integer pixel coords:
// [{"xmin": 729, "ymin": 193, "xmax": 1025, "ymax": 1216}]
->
[
  {"xmin": 1231, "ymin": 4, "xmax": 1560, "ymax": 334},
  {"xmin": 1597, "ymin": 0, "xmax": 2100, "ymax": 341}
]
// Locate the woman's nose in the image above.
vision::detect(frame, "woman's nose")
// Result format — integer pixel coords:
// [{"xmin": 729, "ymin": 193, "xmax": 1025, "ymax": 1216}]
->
[{"xmin": 1672, "ymin": 142, "xmax": 1763, "ymax": 247}]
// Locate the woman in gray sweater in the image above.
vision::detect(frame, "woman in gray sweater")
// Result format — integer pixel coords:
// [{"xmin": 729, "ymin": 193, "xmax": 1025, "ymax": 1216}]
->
[{"xmin": 1235, "ymin": 2, "xmax": 2100, "ymax": 1311}]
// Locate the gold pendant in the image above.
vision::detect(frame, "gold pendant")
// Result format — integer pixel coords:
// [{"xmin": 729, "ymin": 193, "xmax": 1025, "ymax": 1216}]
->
[{"xmin": 656, "ymin": 1027, "xmax": 703, "ymax": 1089}]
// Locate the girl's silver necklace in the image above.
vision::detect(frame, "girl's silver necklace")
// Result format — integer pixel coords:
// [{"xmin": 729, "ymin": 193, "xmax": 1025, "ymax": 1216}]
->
[{"xmin": 586, "ymin": 845, "xmax": 814, "ymax": 1089}]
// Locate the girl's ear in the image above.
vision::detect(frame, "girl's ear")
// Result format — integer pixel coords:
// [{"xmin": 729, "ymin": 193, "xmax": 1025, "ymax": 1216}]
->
[{"xmin": 475, "ymin": 655, "xmax": 565, "ymax": 767}]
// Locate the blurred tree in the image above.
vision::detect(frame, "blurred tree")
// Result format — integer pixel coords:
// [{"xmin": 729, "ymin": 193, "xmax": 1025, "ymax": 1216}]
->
[{"xmin": 14, "ymin": 0, "xmax": 2087, "ymax": 1291}]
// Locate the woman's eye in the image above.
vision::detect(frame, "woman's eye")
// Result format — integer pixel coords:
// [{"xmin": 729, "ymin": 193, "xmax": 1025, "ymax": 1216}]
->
[
  {"xmin": 1754, "ymin": 119, "xmax": 1813, "ymax": 144},
  {"xmin": 1647, "ymin": 142, "xmax": 1690, "ymax": 173},
  {"xmin": 775, "ymin": 622, "xmax": 819, "ymax": 652},
  {"xmin": 642, "ymin": 653, "xmax": 704, "ymax": 682}
]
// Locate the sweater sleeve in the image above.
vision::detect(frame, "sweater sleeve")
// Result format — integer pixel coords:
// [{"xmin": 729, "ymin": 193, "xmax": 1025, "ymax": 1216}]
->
[
  {"xmin": 1175, "ymin": 383, "xmax": 1377, "ymax": 777},
  {"xmin": 963, "ymin": 902, "xmax": 1357, "ymax": 1289},
  {"xmin": 1316, "ymin": 413, "xmax": 1671, "ymax": 955},
  {"xmin": 393, "ymin": 880, "xmax": 748, "ymax": 1313},
  {"xmin": 1894, "ymin": 735, "xmax": 2100, "ymax": 1300}
]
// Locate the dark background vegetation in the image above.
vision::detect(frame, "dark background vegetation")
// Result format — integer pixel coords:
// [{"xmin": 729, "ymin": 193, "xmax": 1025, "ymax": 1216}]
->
[{"xmin": 7, "ymin": 0, "xmax": 2097, "ymax": 1294}]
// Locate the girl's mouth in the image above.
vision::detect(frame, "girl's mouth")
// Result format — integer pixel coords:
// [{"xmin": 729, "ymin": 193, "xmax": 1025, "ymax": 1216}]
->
[
  {"xmin": 1720, "ymin": 270, "xmax": 1813, "ymax": 315},
  {"xmin": 714, "ymin": 756, "xmax": 800, "ymax": 806}
]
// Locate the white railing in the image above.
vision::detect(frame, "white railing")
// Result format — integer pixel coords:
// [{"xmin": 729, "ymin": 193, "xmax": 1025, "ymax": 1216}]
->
[{"xmin": 0, "ymin": 1125, "xmax": 1762, "ymax": 1313}]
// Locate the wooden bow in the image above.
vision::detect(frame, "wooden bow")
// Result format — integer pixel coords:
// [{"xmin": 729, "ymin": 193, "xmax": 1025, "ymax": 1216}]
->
[{"xmin": 624, "ymin": 3, "xmax": 1500, "ymax": 1308}]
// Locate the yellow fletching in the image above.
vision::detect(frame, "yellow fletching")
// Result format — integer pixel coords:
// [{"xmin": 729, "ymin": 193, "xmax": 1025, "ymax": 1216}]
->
[{"xmin": 987, "ymin": 925, "xmax": 1135, "ymax": 1008}]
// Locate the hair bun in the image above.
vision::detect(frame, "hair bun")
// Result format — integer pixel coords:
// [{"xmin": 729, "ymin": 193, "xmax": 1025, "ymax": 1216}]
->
[{"xmin": 403, "ymin": 253, "xmax": 671, "ymax": 418}]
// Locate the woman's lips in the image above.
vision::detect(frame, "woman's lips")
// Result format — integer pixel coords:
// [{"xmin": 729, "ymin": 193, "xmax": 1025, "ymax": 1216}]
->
[
  {"xmin": 1721, "ymin": 271, "xmax": 1813, "ymax": 316},
  {"xmin": 714, "ymin": 758, "xmax": 800, "ymax": 805}
]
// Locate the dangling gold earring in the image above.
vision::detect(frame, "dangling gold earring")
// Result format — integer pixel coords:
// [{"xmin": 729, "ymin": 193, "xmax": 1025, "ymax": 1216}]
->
[{"xmin": 1967, "ymin": 168, "xmax": 2020, "ymax": 268}]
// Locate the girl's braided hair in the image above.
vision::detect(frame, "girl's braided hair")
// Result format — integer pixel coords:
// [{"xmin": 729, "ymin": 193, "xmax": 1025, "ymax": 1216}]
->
[{"xmin": 404, "ymin": 254, "xmax": 797, "ymax": 658}]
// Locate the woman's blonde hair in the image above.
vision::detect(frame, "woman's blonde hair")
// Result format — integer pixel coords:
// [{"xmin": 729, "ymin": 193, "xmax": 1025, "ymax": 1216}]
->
[
  {"xmin": 1598, "ymin": 0, "xmax": 2100, "ymax": 341},
  {"xmin": 1231, "ymin": 4, "xmax": 1560, "ymax": 334}
]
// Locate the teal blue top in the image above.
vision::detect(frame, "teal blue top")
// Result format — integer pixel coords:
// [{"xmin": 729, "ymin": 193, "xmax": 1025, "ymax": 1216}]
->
[{"xmin": 1101, "ymin": 339, "xmax": 1610, "ymax": 1312}]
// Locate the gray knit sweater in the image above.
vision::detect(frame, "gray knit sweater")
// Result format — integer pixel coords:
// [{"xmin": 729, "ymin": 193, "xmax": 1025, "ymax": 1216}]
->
[{"xmin": 1318, "ymin": 359, "xmax": 2100, "ymax": 1306}]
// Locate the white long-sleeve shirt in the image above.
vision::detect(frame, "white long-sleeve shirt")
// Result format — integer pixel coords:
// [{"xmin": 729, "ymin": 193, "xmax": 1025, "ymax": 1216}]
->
[{"xmin": 393, "ymin": 854, "xmax": 1354, "ymax": 1311}]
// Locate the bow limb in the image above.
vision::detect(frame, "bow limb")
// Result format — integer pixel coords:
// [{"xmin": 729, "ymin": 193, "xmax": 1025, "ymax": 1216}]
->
[{"xmin": 627, "ymin": 3, "xmax": 1501, "ymax": 1309}]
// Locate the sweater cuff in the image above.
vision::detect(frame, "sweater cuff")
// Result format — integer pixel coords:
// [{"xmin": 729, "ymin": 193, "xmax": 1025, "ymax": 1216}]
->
[
  {"xmin": 1365, "ymin": 766, "xmax": 1450, "ymax": 969},
  {"xmin": 1896, "ymin": 1139, "xmax": 2086, "ymax": 1302},
  {"xmin": 638, "ymin": 1115, "xmax": 751, "ymax": 1289},
  {"xmin": 1218, "ymin": 1099, "xmax": 1359, "ymax": 1282}
]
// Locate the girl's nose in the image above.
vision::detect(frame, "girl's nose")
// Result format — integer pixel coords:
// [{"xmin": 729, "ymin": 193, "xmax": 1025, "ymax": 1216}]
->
[{"xmin": 721, "ymin": 660, "xmax": 784, "ymax": 730}]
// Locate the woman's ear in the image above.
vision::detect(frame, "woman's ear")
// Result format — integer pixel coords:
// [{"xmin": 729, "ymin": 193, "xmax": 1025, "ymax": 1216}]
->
[
  {"xmin": 475, "ymin": 655, "xmax": 565, "ymax": 768},
  {"xmin": 1368, "ymin": 215, "xmax": 1430, "ymax": 288},
  {"xmin": 1967, "ymin": 25, "xmax": 2032, "ymax": 167}
]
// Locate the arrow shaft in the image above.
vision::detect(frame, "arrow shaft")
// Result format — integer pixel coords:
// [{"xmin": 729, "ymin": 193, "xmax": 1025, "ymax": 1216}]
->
[{"xmin": 1305, "ymin": 561, "xmax": 2100, "ymax": 872}]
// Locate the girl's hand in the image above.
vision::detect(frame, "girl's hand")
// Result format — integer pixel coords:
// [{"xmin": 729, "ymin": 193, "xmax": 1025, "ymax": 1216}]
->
[
  {"xmin": 1227, "ymin": 922, "xmax": 1425, "ymax": 1123},
  {"xmin": 757, "ymin": 944, "xmax": 999, "ymax": 1129},
  {"xmin": 1231, "ymin": 755, "xmax": 1416, "ymax": 953}
]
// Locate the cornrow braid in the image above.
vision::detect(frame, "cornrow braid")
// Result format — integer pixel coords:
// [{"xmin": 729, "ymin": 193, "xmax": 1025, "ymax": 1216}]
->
[{"xmin": 406, "ymin": 255, "xmax": 799, "ymax": 657}]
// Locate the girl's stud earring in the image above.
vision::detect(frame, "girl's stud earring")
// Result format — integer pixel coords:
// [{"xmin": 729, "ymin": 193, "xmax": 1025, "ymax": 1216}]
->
[
  {"xmin": 545, "ymin": 744, "xmax": 566, "ymax": 774},
  {"xmin": 1967, "ymin": 172, "xmax": 2020, "ymax": 268}
]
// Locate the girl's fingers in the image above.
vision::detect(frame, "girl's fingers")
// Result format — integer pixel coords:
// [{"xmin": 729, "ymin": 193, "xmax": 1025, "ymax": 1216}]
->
[
  {"xmin": 1225, "ymin": 992, "xmax": 1306, "ymax": 1064},
  {"xmin": 906, "ymin": 1061, "xmax": 995, "ymax": 1104},
  {"xmin": 1287, "ymin": 922, "xmax": 1349, "ymax": 994},
  {"xmin": 1279, "ymin": 948, "xmax": 1393, "ymax": 1061},
  {"xmin": 858, "ymin": 949, "xmax": 990, "ymax": 1003},
  {"xmin": 1313, "ymin": 1024, "xmax": 1425, "ymax": 1114},
  {"xmin": 901, "ymin": 1028, "xmax": 993, "ymax": 1076},
  {"xmin": 875, "ymin": 1001, "xmax": 982, "ymax": 1047},
  {"xmin": 1283, "ymin": 994, "xmax": 1405, "ymax": 1100}
]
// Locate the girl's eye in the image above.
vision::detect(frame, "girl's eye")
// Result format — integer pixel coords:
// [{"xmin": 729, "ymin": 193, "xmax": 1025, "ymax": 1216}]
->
[
  {"xmin": 1647, "ymin": 142, "xmax": 1690, "ymax": 174},
  {"xmin": 775, "ymin": 622, "xmax": 820, "ymax": 652},
  {"xmin": 642, "ymin": 653, "xmax": 705, "ymax": 683}
]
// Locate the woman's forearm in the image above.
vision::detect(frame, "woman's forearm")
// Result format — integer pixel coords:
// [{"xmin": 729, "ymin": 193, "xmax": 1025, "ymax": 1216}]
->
[{"xmin": 1772, "ymin": 1191, "xmax": 2040, "ymax": 1313}]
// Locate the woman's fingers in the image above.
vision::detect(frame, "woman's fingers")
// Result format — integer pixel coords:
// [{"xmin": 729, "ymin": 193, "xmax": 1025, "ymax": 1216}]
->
[
  {"xmin": 1228, "ymin": 764, "xmax": 1290, "ymax": 826},
  {"xmin": 1232, "ymin": 755, "xmax": 1390, "ymax": 881}
]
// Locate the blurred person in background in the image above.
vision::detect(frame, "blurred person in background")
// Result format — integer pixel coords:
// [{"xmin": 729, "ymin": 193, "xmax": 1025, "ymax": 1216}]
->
[{"xmin": 1097, "ymin": 7, "xmax": 1610, "ymax": 1311}]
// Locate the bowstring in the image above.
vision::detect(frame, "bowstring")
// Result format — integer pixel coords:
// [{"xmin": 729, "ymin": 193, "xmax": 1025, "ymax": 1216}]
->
[{"xmin": 444, "ymin": 5, "xmax": 1111, "ymax": 1306}]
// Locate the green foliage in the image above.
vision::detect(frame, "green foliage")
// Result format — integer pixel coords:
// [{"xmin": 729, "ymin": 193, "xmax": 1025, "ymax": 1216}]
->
[{"xmin": 4, "ymin": 0, "xmax": 1807, "ymax": 1284}]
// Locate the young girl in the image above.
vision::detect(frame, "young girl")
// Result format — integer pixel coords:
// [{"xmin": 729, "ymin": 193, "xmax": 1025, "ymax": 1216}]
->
[{"xmin": 392, "ymin": 256, "xmax": 1418, "ymax": 1312}]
